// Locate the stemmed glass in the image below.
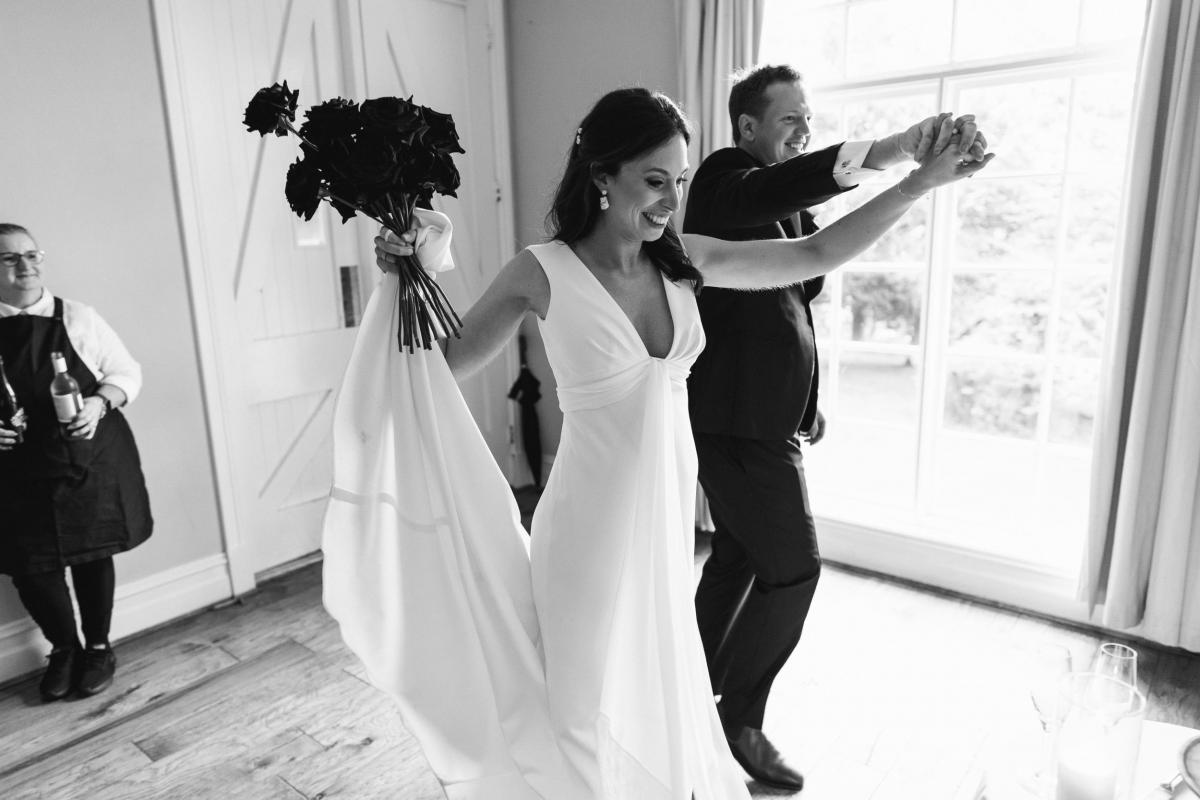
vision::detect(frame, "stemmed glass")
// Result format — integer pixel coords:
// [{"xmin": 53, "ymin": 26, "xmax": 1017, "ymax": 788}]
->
[
  {"xmin": 1027, "ymin": 644, "xmax": 1075, "ymax": 733},
  {"xmin": 1022, "ymin": 643, "xmax": 1075, "ymax": 797},
  {"xmin": 1090, "ymin": 642, "xmax": 1138, "ymax": 689}
]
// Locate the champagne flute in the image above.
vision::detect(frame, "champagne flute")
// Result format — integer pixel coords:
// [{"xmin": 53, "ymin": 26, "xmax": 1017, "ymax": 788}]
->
[
  {"xmin": 1090, "ymin": 642, "xmax": 1137, "ymax": 689},
  {"xmin": 1015, "ymin": 643, "xmax": 1074, "ymax": 798},
  {"xmin": 1026, "ymin": 643, "xmax": 1075, "ymax": 733}
]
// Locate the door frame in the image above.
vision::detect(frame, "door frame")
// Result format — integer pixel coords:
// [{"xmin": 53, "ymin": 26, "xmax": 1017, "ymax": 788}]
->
[{"xmin": 151, "ymin": 0, "xmax": 520, "ymax": 596}]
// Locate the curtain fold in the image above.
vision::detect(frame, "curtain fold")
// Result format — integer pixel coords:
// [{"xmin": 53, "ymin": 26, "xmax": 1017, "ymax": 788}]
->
[
  {"xmin": 678, "ymin": 0, "xmax": 764, "ymax": 533},
  {"xmin": 1081, "ymin": 0, "xmax": 1200, "ymax": 651},
  {"xmin": 677, "ymin": 0, "xmax": 765, "ymax": 194}
]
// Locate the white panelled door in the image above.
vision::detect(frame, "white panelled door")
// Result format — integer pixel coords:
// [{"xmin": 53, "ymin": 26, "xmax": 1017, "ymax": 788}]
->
[
  {"xmin": 348, "ymin": 0, "xmax": 518, "ymax": 472},
  {"xmin": 155, "ymin": 0, "xmax": 516, "ymax": 588}
]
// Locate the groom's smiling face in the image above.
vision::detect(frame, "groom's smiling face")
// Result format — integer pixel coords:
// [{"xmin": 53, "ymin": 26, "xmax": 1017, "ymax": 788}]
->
[{"xmin": 741, "ymin": 81, "xmax": 814, "ymax": 166}]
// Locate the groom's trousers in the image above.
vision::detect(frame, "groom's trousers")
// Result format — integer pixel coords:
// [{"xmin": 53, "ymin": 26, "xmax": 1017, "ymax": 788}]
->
[{"xmin": 694, "ymin": 432, "xmax": 821, "ymax": 734}]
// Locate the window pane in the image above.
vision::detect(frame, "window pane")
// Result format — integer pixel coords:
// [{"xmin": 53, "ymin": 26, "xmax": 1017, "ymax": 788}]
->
[
  {"xmin": 845, "ymin": 94, "xmax": 935, "ymax": 149},
  {"xmin": 1068, "ymin": 72, "xmax": 1137, "ymax": 173},
  {"xmin": 808, "ymin": 422, "xmax": 918, "ymax": 507},
  {"xmin": 930, "ymin": 433, "xmax": 1039, "ymax": 521},
  {"xmin": 847, "ymin": 0, "xmax": 951, "ymax": 77},
  {"xmin": 1079, "ymin": 0, "xmax": 1148, "ymax": 44},
  {"xmin": 760, "ymin": 1, "xmax": 846, "ymax": 85},
  {"xmin": 837, "ymin": 350, "xmax": 920, "ymax": 424},
  {"xmin": 1049, "ymin": 361, "xmax": 1100, "ymax": 445},
  {"xmin": 959, "ymin": 79, "xmax": 1070, "ymax": 175},
  {"xmin": 1037, "ymin": 448, "xmax": 1091, "ymax": 569},
  {"xmin": 842, "ymin": 271, "xmax": 922, "ymax": 344},
  {"xmin": 949, "ymin": 272, "xmax": 1052, "ymax": 355},
  {"xmin": 864, "ymin": 199, "xmax": 931, "ymax": 262},
  {"xmin": 944, "ymin": 360, "xmax": 1042, "ymax": 438},
  {"xmin": 954, "ymin": 0, "xmax": 1079, "ymax": 60},
  {"xmin": 1064, "ymin": 177, "xmax": 1122, "ymax": 267},
  {"xmin": 805, "ymin": 103, "xmax": 846, "ymax": 161},
  {"xmin": 1055, "ymin": 273, "xmax": 1108, "ymax": 358},
  {"xmin": 954, "ymin": 179, "xmax": 1062, "ymax": 267}
]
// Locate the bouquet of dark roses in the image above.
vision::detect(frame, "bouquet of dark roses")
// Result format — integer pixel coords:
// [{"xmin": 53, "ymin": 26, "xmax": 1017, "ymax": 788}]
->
[{"xmin": 243, "ymin": 81, "xmax": 464, "ymax": 351}]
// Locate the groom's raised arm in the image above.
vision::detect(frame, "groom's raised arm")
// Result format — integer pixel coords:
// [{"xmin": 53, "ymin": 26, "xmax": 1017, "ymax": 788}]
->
[{"xmin": 683, "ymin": 144, "xmax": 848, "ymax": 233}]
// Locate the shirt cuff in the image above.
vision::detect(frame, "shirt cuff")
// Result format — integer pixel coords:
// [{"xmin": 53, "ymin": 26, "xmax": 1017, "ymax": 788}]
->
[{"xmin": 832, "ymin": 140, "xmax": 879, "ymax": 188}]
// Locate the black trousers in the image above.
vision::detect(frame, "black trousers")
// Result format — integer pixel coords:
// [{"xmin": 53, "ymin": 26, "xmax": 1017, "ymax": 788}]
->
[
  {"xmin": 10, "ymin": 558, "xmax": 115, "ymax": 650},
  {"xmin": 694, "ymin": 433, "xmax": 821, "ymax": 734}
]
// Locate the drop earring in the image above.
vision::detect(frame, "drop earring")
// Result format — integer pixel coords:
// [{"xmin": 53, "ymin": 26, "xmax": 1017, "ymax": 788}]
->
[{"xmin": 599, "ymin": 189, "xmax": 610, "ymax": 211}]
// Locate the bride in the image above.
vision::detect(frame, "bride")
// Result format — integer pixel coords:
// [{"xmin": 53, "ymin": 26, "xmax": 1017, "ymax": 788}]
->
[{"xmin": 325, "ymin": 88, "xmax": 991, "ymax": 800}]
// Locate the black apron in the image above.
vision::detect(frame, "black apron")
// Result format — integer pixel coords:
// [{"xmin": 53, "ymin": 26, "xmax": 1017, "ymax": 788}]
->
[{"xmin": 0, "ymin": 298, "xmax": 152, "ymax": 575}]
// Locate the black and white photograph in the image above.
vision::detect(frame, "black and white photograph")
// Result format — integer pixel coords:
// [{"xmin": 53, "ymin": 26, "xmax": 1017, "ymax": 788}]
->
[{"xmin": 1, "ymin": 1, "xmax": 1197, "ymax": 798}]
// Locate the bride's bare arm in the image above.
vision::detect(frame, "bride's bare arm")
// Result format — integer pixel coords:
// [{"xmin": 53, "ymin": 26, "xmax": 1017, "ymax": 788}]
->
[
  {"xmin": 374, "ymin": 242, "xmax": 549, "ymax": 381},
  {"xmin": 441, "ymin": 250, "xmax": 548, "ymax": 380},
  {"xmin": 687, "ymin": 139, "xmax": 994, "ymax": 291}
]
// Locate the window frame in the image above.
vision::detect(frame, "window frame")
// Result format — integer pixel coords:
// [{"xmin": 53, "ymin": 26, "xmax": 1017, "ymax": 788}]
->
[{"xmin": 760, "ymin": 2, "xmax": 1143, "ymax": 599}]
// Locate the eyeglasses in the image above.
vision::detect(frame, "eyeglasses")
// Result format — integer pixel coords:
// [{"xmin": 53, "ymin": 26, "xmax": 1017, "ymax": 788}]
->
[{"xmin": 0, "ymin": 251, "xmax": 45, "ymax": 268}]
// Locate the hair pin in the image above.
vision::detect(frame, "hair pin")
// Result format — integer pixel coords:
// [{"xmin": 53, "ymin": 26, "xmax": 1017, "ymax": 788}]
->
[{"xmin": 575, "ymin": 127, "xmax": 582, "ymax": 146}]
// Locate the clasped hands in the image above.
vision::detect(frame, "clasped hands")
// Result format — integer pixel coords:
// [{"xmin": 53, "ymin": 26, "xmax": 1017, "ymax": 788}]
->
[
  {"xmin": 899, "ymin": 112, "xmax": 995, "ymax": 193},
  {"xmin": 905, "ymin": 112, "xmax": 989, "ymax": 166}
]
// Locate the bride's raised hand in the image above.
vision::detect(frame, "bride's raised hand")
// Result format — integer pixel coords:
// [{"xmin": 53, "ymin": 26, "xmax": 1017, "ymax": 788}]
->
[
  {"xmin": 374, "ymin": 210, "xmax": 456, "ymax": 276},
  {"xmin": 375, "ymin": 224, "xmax": 417, "ymax": 274},
  {"xmin": 902, "ymin": 132, "xmax": 994, "ymax": 195}
]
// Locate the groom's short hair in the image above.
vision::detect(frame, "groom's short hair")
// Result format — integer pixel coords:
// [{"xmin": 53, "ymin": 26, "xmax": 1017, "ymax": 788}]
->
[{"xmin": 729, "ymin": 64, "xmax": 805, "ymax": 143}]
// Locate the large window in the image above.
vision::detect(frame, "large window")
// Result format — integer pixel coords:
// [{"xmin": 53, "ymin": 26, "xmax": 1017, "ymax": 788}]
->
[{"xmin": 759, "ymin": 0, "xmax": 1147, "ymax": 573}]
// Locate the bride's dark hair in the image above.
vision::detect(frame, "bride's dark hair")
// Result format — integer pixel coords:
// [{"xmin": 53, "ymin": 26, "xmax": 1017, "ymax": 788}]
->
[{"xmin": 546, "ymin": 88, "xmax": 703, "ymax": 292}]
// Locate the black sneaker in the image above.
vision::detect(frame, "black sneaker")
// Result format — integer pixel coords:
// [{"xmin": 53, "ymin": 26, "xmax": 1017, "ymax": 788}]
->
[
  {"xmin": 77, "ymin": 645, "xmax": 116, "ymax": 697},
  {"xmin": 39, "ymin": 646, "xmax": 81, "ymax": 702}
]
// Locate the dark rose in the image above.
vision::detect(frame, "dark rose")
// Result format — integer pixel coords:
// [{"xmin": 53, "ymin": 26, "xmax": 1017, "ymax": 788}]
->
[
  {"xmin": 417, "ymin": 106, "xmax": 466, "ymax": 154},
  {"xmin": 401, "ymin": 148, "xmax": 461, "ymax": 198},
  {"xmin": 284, "ymin": 156, "xmax": 323, "ymax": 220},
  {"xmin": 299, "ymin": 98, "xmax": 361, "ymax": 151},
  {"xmin": 337, "ymin": 129, "xmax": 405, "ymax": 202},
  {"xmin": 360, "ymin": 96, "xmax": 423, "ymax": 139},
  {"xmin": 326, "ymin": 177, "xmax": 364, "ymax": 223},
  {"xmin": 243, "ymin": 81, "xmax": 299, "ymax": 137},
  {"xmin": 429, "ymin": 151, "xmax": 461, "ymax": 197}
]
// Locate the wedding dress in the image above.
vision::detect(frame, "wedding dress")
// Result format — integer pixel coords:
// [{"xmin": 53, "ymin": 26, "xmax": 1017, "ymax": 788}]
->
[{"xmin": 322, "ymin": 220, "xmax": 750, "ymax": 799}]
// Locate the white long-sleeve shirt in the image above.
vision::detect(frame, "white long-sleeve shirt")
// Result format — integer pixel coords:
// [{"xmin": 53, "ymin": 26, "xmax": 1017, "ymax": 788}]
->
[
  {"xmin": 832, "ymin": 140, "xmax": 878, "ymax": 188},
  {"xmin": 0, "ymin": 290, "xmax": 142, "ymax": 404}
]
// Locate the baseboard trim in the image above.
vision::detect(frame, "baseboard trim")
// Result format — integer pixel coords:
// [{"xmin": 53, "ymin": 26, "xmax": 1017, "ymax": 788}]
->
[{"xmin": 0, "ymin": 554, "xmax": 233, "ymax": 684}]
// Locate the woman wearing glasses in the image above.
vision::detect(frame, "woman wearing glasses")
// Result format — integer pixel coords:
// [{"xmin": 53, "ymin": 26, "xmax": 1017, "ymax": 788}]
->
[{"xmin": 0, "ymin": 223, "xmax": 152, "ymax": 701}]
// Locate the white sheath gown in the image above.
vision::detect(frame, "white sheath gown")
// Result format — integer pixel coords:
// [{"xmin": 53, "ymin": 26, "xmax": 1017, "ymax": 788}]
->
[{"xmin": 322, "ymin": 225, "xmax": 750, "ymax": 800}]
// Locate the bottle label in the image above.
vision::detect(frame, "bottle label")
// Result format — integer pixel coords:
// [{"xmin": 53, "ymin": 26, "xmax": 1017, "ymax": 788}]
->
[
  {"xmin": 53, "ymin": 392, "xmax": 82, "ymax": 423},
  {"xmin": 9, "ymin": 408, "xmax": 26, "ymax": 430}
]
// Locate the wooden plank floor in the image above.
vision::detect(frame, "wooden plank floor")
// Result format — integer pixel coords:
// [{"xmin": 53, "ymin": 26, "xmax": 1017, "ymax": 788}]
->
[{"xmin": 1, "ymin": 547, "xmax": 1196, "ymax": 799}]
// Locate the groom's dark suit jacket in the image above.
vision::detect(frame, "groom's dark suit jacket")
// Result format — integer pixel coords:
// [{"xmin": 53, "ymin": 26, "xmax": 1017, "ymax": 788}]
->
[{"xmin": 684, "ymin": 144, "xmax": 849, "ymax": 440}]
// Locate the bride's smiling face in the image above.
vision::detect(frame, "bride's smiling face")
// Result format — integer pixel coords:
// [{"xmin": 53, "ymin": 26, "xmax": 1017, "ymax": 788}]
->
[{"xmin": 594, "ymin": 133, "xmax": 689, "ymax": 242}]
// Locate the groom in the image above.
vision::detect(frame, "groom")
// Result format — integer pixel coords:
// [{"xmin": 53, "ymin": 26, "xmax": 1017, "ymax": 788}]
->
[{"xmin": 685, "ymin": 64, "xmax": 985, "ymax": 790}]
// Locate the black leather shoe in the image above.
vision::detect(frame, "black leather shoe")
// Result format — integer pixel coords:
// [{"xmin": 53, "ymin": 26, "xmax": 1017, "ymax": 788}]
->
[
  {"xmin": 39, "ymin": 646, "xmax": 80, "ymax": 701},
  {"xmin": 77, "ymin": 645, "xmax": 116, "ymax": 697},
  {"xmin": 727, "ymin": 726, "xmax": 805, "ymax": 791}
]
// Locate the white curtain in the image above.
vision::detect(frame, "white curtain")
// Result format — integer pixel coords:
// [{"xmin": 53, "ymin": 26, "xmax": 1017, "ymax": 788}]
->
[
  {"xmin": 677, "ymin": 0, "xmax": 765, "ymax": 194},
  {"xmin": 678, "ymin": 0, "xmax": 765, "ymax": 532},
  {"xmin": 1081, "ymin": 0, "xmax": 1200, "ymax": 652}
]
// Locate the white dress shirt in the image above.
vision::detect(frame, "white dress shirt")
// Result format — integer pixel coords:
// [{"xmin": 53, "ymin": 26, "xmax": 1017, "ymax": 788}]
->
[
  {"xmin": 0, "ymin": 290, "xmax": 142, "ymax": 404},
  {"xmin": 831, "ymin": 140, "xmax": 879, "ymax": 188}
]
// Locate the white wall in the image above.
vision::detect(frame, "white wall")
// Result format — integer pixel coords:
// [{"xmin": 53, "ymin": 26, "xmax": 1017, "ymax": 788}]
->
[
  {"xmin": 0, "ymin": 0, "xmax": 227, "ymax": 672},
  {"xmin": 504, "ymin": 0, "xmax": 681, "ymax": 459}
]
